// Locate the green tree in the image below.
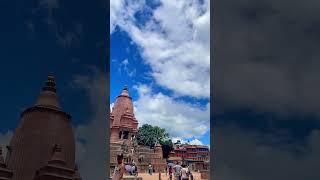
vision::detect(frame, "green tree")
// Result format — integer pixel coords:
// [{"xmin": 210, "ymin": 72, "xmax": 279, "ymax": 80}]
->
[
  {"xmin": 160, "ymin": 138, "xmax": 174, "ymax": 159},
  {"xmin": 137, "ymin": 124, "xmax": 173, "ymax": 158}
]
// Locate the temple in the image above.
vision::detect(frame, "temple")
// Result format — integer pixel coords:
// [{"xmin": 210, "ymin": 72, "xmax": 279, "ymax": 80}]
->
[
  {"xmin": 110, "ymin": 85, "xmax": 138, "ymax": 142},
  {"xmin": 110, "ymin": 86, "xmax": 166, "ymax": 173},
  {"xmin": 0, "ymin": 75, "xmax": 82, "ymax": 180}
]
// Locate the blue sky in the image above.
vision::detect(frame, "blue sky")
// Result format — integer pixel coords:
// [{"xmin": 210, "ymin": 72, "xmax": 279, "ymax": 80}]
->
[
  {"xmin": 0, "ymin": 0, "xmax": 107, "ymax": 131},
  {"xmin": 0, "ymin": 1, "xmax": 108, "ymax": 179},
  {"xmin": 110, "ymin": 0, "xmax": 210, "ymax": 146}
]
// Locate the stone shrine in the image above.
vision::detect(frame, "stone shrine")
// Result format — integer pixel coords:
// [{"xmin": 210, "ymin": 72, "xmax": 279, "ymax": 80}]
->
[
  {"xmin": 110, "ymin": 86, "xmax": 166, "ymax": 173},
  {"xmin": 0, "ymin": 75, "xmax": 82, "ymax": 180}
]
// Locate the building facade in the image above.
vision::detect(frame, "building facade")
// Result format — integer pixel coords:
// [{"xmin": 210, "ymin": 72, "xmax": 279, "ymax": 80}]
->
[{"xmin": 168, "ymin": 141, "xmax": 210, "ymax": 172}]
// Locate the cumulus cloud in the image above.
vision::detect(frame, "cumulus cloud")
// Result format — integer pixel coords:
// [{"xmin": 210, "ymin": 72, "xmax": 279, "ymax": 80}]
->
[
  {"xmin": 214, "ymin": 124, "xmax": 320, "ymax": 180},
  {"xmin": 213, "ymin": 0, "xmax": 320, "ymax": 116},
  {"xmin": 118, "ymin": 58, "xmax": 136, "ymax": 77},
  {"xmin": 133, "ymin": 84, "xmax": 209, "ymax": 139},
  {"xmin": 172, "ymin": 137, "xmax": 204, "ymax": 146},
  {"xmin": 25, "ymin": 0, "xmax": 84, "ymax": 49},
  {"xmin": 110, "ymin": 0, "xmax": 125, "ymax": 33},
  {"xmin": 72, "ymin": 68, "xmax": 108, "ymax": 179},
  {"xmin": 110, "ymin": 0, "xmax": 210, "ymax": 99}
]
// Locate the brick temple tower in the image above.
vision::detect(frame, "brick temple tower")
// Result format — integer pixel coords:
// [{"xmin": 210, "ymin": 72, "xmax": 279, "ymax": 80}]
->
[
  {"xmin": 109, "ymin": 86, "xmax": 166, "ymax": 173},
  {"xmin": 110, "ymin": 85, "xmax": 138, "ymax": 142},
  {"xmin": 4, "ymin": 75, "xmax": 82, "ymax": 180}
]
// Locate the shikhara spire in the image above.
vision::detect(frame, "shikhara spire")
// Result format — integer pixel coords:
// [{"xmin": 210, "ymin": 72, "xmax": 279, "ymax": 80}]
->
[
  {"xmin": 120, "ymin": 84, "xmax": 129, "ymax": 97},
  {"xmin": 5, "ymin": 74, "xmax": 80, "ymax": 180},
  {"xmin": 35, "ymin": 74, "xmax": 61, "ymax": 109},
  {"xmin": 42, "ymin": 74, "xmax": 56, "ymax": 92},
  {"xmin": 110, "ymin": 85, "xmax": 138, "ymax": 141}
]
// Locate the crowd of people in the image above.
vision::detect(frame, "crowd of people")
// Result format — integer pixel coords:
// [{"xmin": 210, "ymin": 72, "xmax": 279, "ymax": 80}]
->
[
  {"xmin": 167, "ymin": 162, "xmax": 194, "ymax": 180},
  {"xmin": 112, "ymin": 153, "xmax": 194, "ymax": 180}
]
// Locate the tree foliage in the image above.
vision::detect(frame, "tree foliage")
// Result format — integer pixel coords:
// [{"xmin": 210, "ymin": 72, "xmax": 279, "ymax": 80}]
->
[
  {"xmin": 137, "ymin": 124, "xmax": 173, "ymax": 158},
  {"xmin": 160, "ymin": 138, "xmax": 174, "ymax": 159}
]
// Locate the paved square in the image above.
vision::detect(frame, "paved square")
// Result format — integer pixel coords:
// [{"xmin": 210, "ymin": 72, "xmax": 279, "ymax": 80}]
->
[{"xmin": 124, "ymin": 172, "xmax": 204, "ymax": 180}]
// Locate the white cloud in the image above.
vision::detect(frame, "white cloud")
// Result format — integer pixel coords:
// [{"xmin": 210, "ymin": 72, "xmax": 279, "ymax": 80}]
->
[
  {"xmin": 122, "ymin": 59, "xmax": 129, "ymax": 66},
  {"xmin": 215, "ymin": 125, "xmax": 320, "ymax": 180},
  {"xmin": 132, "ymin": 84, "xmax": 210, "ymax": 139},
  {"xmin": 189, "ymin": 139, "xmax": 204, "ymax": 145},
  {"xmin": 39, "ymin": 0, "xmax": 59, "ymax": 11},
  {"xmin": 118, "ymin": 58, "xmax": 136, "ymax": 77},
  {"xmin": 110, "ymin": 0, "xmax": 210, "ymax": 99},
  {"xmin": 110, "ymin": 0, "xmax": 125, "ymax": 33},
  {"xmin": 172, "ymin": 137, "xmax": 204, "ymax": 145},
  {"xmin": 72, "ymin": 68, "xmax": 108, "ymax": 179}
]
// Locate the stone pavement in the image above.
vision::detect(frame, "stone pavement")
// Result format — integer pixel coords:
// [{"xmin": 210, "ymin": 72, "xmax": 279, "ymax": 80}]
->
[{"xmin": 127, "ymin": 172, "xmax": 203, "ymax": 180}]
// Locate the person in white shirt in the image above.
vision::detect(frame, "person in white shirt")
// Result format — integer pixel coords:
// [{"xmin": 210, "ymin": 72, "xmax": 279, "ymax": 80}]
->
[{"xmin": 181, "ymin": 164, "xmax": 189, "ymax": 180}]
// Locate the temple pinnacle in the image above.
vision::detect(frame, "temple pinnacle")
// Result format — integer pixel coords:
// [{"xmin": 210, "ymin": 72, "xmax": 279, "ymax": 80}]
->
[
  {"xmin": 34, "ymin": 74, "xmax": 61, "ymax": 109},
  {"xmin": 120, "ymin": 84, "xmax": 129, "ymax": 96},
  {"xmin": 42, "ymin": 74, "xmax": 56, "ymax": 92}
]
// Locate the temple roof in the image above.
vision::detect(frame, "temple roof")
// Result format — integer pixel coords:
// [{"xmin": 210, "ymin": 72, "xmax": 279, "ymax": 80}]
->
[
  {"xmin": 111, "ymin": 85, "xmax": 138, "ymax": 130},
  {"xmin": 49, "ymin": 144, "xmax": 67, "ymax": 166},
  {"xmin": 7, "ymin": 75, "xmax": 76, "ymax": 180},
  {"xmin": 34, "ymin": 74, "xmax": 61, "ymax": 110},
  {"xmin": 120, "ymin": 85, "xmax": 129, "ymax": 97}
]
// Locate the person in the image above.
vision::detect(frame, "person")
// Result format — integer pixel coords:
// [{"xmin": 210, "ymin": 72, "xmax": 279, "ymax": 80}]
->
[
  {"xmin": 181, "ymin": 164, "xmax": 189, "ymax": 180},
  {"xmin": 132, "ymin": 162, "xmax": 139, "ymax": 176},
  {"xmin": 173, "ymin": 162, "xmax": 182, "ymax": 180},
  {"xmin": 169, "ymin": 166, "xmax": 173, "ymax": 180},
  {"xmin": 165, "ymin": 165, "xmax": 168, "ymax": 176},
  {"xmin": 190, "ymin": 173, "xmax": 194, "ymax": 180},
  {"xmin": 148, "ymin": 164, "xmax": 153, "ymax": 175},
  {"xmin": 112, "ymin": 154, "xmax": 125, "ymax": 180},
  {"xmin": 186, "ymin": 165, "xmax": 191, "ymax": 177}
]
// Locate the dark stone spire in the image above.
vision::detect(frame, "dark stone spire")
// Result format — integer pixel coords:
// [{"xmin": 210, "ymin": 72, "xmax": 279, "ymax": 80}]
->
[
  {"xmin": 34, "ymin": 74, "xmax": 61, "ymax": 110},
  {"xmin": 7, "ymin": 74, "xmax": 76, "ymax": 180},
  {"xmin": 42, "ymin": 74, "xmax": 56, "ymax": 92}
]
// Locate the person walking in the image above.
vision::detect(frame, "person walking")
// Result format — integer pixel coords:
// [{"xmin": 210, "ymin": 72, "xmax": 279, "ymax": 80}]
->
[
  {"xmin": 181, "ymin": 164, "xmax": 189, "ymax": 180},
  {"xmin": 169, "ymin": 166, "xmax": 173, "ymax": 180},
  {"xmin": 173, "ymin": 162, "xmax": 182, "ymax": 180},
  {"xmin": 187, "ymin": 165, "xmax": 191, "ymax": 177},
  {"xmin": 165, "ymin": 165, "xmax": 168, "ymax": 176},
  {"xmin": 112, "ymin": 154, "xmax": 125, "ymax": 180},
  {"xmin": 148, "ymin": 164, "xmax": 153, "ymax": 175}
]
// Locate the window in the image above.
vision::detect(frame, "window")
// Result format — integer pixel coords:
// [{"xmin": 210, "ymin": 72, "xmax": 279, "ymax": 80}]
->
[
  {"xmin": 119, "ymin": 131, "xmax": 122, "ymax": 139},
  {"xmin": 123, "ymin": 131, "xmax": 129, "ymax": 139}
]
